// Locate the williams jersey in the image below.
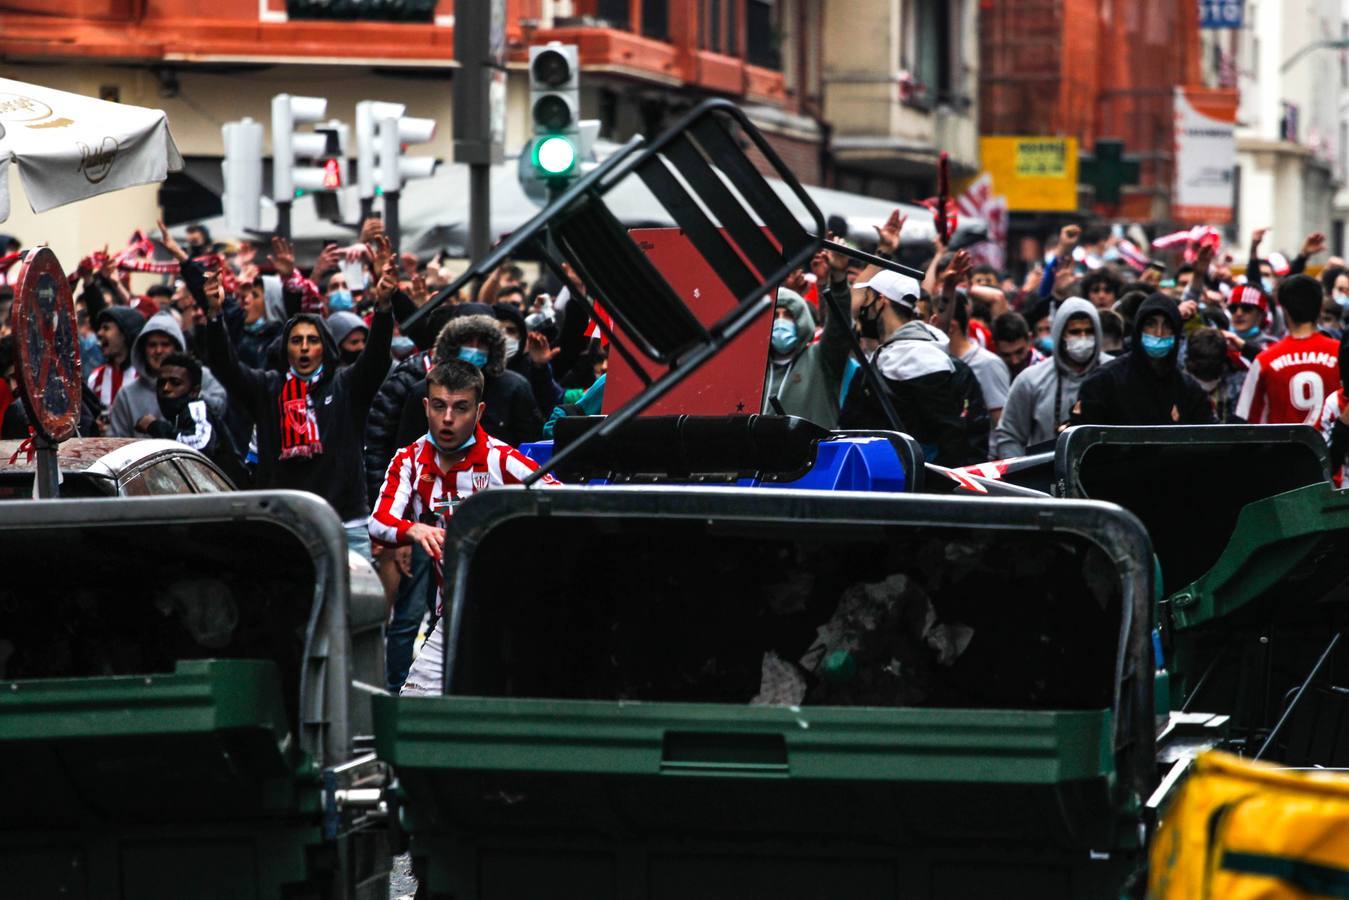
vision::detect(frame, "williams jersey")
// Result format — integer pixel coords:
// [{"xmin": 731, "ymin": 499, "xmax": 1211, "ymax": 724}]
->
[{"xmin": 1236, "ymin": 333, "xmax": 1342, "ymax": 425}]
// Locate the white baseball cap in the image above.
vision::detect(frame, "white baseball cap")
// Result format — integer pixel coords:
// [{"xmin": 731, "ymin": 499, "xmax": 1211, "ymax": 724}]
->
[{"xmin": 854, "ymin": 270, "xmax": 922, "ymax": 310}]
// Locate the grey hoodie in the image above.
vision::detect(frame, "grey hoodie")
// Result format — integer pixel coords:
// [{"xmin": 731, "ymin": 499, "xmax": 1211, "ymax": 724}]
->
[
  {"xmin": 108, "ymin": 310, "xmax": 229, "ymax": 437},
  {"xmin": 993, "ymin": 297, "xmax": 1111, "ymax": 458},
  {"xmin": 763, "ymin": 282, "xmax": 852, "ymax": 428},
  {"xmin": 326, "ymin": 311, "xmax": 369, "ymax": 349}
]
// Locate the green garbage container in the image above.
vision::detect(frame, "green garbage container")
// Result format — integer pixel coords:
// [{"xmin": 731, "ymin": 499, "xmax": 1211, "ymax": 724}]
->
[
  {"xmin": 1163, "ymin": 481, "xmax": 1349, "ymax": 765},
  {"xmin": 0, "ymin": 491, "xmax": 390, "ymax": 899},
  {"xmin": 375, "ymin": 486, "xmax": 1156, "ymax": 899}
]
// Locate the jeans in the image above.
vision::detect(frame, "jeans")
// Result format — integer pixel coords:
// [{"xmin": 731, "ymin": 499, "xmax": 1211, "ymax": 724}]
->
[
  {"xmin": 344, "ymin": 522, "xmax": 374, "ymax": 563},
  {"xmin": 386, "ymin": 544, "xmax": 434, "ymax": 693}
]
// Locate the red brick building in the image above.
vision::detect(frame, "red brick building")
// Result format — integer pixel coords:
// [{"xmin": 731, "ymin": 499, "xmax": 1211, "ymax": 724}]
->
[{"xmin": 980, "ymin": 0, "xmax": 1205, "ymax": 224}]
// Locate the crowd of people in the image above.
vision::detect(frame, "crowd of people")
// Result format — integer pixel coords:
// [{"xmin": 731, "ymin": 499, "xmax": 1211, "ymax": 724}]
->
[
  {"xmin": 768, "ymin": 217, "xmax": 1348, "ymax": 471},
  {"xmin": 1, "ymin": 211, "xmax": 1346, "ymax": 694}
]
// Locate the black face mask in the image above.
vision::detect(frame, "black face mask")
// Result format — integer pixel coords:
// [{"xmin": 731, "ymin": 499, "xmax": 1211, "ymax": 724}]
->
[
  {"xmin": 857, "ymin": 298, "xmax": 884, "ymax": 340},
  {"xmin": 340, "ymin": 347, "xmax": 362, "ymax": 366},
  {"xmin": 158, "ymin": 393, "xmax": 192, "ymax": 423},
  {"xmin": 187, "ymin": 241, "xmax": 206, "ymax": 257}
]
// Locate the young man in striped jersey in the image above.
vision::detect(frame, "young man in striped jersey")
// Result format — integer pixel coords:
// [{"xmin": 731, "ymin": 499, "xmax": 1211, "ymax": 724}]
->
[{"xmin": 370, "ymin": 359, "xmax": 559, "ymax": 696}]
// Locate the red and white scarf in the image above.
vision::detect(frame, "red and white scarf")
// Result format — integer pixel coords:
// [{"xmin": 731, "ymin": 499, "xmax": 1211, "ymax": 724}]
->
[
  {"xmin": 278, "ymin": 372, "xmax": 324, "ymax": 460},
  {"xmin": 88, "ymin": 363, "xmax": 135, "ymax": 408}
]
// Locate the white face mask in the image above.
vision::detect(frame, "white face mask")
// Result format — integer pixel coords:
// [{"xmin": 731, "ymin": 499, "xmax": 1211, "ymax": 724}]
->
[
  {"xmin": 503, "ymin": 338, "xmax": 520, "ymax": 359},
  {"xmin": 1064, "ymin": 335, "xmax": 1097, "ymax": 363},
  {"xmin": 1195, "ymin": 376, "xmax": 1220, "ymax": 392}
]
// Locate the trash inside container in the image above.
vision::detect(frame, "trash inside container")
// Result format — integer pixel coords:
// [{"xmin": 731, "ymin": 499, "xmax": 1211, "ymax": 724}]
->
[{"xmin": 375, "ymin": 486, "xmax": 1155, "ymax": 899}]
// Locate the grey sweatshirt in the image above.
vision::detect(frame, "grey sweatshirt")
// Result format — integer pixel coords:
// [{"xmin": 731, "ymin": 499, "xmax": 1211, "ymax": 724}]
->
[
  {"xmin": 108, "ymin": 310, "xmax": 228, "ymax": 437},
  {"xmin": 993, "ymin": 297, "xmax": 1111, "ymax": 458}
]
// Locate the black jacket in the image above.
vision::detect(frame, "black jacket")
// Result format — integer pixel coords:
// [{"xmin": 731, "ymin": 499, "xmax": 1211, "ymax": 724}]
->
[
  {"xmin": 839, "ymin": 323, "xmax": 989, "ymax": 467},
  {"xmin": 145, "ymin": 398, "xmax": 251, "ymax": 489},
  {"xmin": 207, "ymin": 309, "xmax": 393, "ymax": 521},
  {"xmin": 1072, "ymin": 293, "xmax": 1216, "ymax": 427},
  {"xmin": 363, "ymin": 350, "xmax": 430, "ymax": 504}
]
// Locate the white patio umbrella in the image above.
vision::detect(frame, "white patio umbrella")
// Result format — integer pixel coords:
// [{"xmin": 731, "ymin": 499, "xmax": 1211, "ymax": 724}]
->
[{"xmin": 0, "ymin": 77, "xmax": 183, "ymax": 222}]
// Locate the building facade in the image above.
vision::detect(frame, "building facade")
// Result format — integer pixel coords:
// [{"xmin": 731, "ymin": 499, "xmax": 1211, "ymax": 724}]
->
[
  {"xmin": 1231, "ymin": 0, "xmax": 1343, "ymax": 253},
  {"xmin": 979, "ymin": 0, "xmax": 1203, "ymax": 240},
  {"xmin": 0, "ymin": 2, "xmax": 771, "ymax": 260},
  {"xmin": 820, "ymin": 0, "xmax": 980, "ymax": 200}
]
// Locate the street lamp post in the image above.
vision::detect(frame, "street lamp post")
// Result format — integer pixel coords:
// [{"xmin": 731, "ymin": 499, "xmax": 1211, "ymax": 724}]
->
[{"xmin": 1281, "ymin": 38, "xmax": 1349, "ymax": 73}]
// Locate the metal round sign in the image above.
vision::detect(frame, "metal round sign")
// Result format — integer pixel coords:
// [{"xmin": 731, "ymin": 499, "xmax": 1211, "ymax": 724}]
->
[{"xmin": 10, "ymin": 247, "xmax": 82, "ymax": 442}]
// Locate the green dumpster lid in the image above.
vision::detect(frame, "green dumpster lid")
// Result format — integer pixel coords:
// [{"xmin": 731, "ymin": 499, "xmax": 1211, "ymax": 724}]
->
[{"xmin": 1168, "ymin": 481, "xmax": 1349, "ymax": 631}]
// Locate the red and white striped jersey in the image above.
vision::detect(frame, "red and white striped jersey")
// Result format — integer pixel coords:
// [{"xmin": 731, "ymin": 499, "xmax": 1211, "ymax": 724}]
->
[
  {"xmin": 87, "ymin": 363, "xmax": 136, "ymax": 409},
  {"xmin": 1236, "ymin": 332, "xmax": 1342, "ymax": 425},
  {"xmin": 368, "ymin": 425, "xmax": 560, "ymax": 610}
]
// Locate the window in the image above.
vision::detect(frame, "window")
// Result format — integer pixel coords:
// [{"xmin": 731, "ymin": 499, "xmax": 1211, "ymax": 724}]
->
[
  {"xmin": 597, "ymin": 0, "xmax": 631, "ymax": 29},
  {"xmin": 285, "ymin": 0, "xmax": 435, "ymax": 23},
  {"xmin": 642, "ymin": 0, "xmax": 669, "ymax": 39},
  {"xmin": 913, "ymin": 0, "xmax": 953, "ymax": 106},
  {"xmin": 121, "ymin": 460, "xmax": 192, "ymax": 496},
  {"xmin": 746, "ymin": 0, "xmax": 779, "ymax": 69},
  {"xmin": 179, "ymin": 458, "xmax": 236, "ymax": 493}
]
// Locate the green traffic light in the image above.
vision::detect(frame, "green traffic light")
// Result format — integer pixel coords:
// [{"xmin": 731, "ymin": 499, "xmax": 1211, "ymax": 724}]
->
[{"xmin": 533, "ymin": 135, "xmax": 577, "ymax": 176}]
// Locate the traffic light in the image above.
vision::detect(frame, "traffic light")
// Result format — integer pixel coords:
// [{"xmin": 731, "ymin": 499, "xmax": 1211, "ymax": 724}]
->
[
  {"xmin": 221, "ymin": 117, "xmax": 263, "ymax": 234},
  {"xmin": 377, "ymin": 113, "xmax": 436, "ymax": 196},
  {"xmin": 355, "ymin": 99, "xmax": 436, "ymax": 247},
  {"xmin": 355, "ymin": 101, "xmax": 436, "ymax": 210},
  {"xmin": 312, "ymin": 120, "xmax": 351, "ymax": 222},
  {"xmin": 270, "ymin": 94, "xmax": 333, "ymax": 202},
  {"xmin": 528, "ymin": 43, "xmax": 580, "ymax": 183}
]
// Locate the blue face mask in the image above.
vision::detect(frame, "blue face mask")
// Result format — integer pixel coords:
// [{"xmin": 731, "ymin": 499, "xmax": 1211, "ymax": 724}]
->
[
  {"xmin": 1035, "ymin": 336, "xmax": 1054, "ymax": 355},
  {"xmin": 771, "ymin": 319, "xmax": 798, "ymax": 354},
  {"xmin": 289, "ymin": 363, "xmax": 324, "ymax": 382},
  {"xmin": 457, "ymin": 346, "xmax": 489, "ymax": 368},
  {"xmin": 1237, "ymin": 323, "xmax": 1262, "ymax": 340},
  {"xmin": 328, "ymin": 289, "xmax": 354, "ymax": 312},
  {"xmin": 80, "ymin": 332, "xmax": 102, "ymax": 360},
  {"xmin": 427, "ymin": 430, "xmax": 476, "ymax": 455},
  {"xmin": 1140, "ymin": 333, "xmax": 1175, "ymax": 359},
  {"xmin": 244, "ymin": 317, "xmax": 269, "ymax": 334},
  {"xmin": 390, "ymin": 336, "xmax": 415, "ymax": 358}
]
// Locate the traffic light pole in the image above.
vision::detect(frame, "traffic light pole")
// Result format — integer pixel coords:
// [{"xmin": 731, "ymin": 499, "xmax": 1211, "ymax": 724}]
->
[
  {"xmin": 470, "ymin": 162, "xmax": 491, "ymax": 262},
  {"xmin": 384, "ymin": 190, "xmax": 401, "ymax": 254},
  {"xmin": 276, "ymin": 200, "xmax": 292, "ymax": 240}
]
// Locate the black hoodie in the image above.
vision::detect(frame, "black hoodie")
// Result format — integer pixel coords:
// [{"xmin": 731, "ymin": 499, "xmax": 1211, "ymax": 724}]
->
[
  {"xmin": 207, "ymin": 308, "xmax": 393, "ymax": 521},
  {"xmin": 1071, "ymin": 293, "xmax": 1216, "ymax": 427},
  {"xmin": 496, "ymin": 302, "xmax": 563, "ymax": 416}
]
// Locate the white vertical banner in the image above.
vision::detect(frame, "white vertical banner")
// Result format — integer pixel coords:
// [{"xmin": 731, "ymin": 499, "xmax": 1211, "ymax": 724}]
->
[{"xmin": 1173, "ymin": 87, "xmax": 1238, "ymax": 224}]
